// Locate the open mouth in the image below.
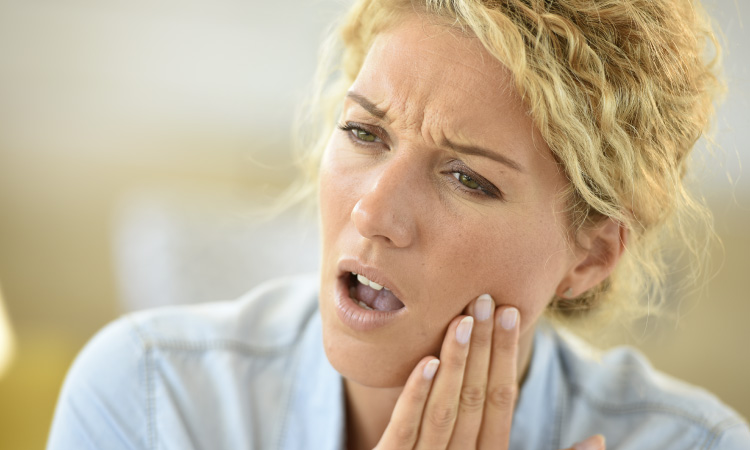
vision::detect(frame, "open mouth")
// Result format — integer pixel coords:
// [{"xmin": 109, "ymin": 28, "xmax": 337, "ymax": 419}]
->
[{"xmin": 346, "ymin": 272, "xmax": 405, "ymax": 312}]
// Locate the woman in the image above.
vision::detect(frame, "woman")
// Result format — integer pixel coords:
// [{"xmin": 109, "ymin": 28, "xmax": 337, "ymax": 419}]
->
[{"xmin": 48, "ymin": 0, "xmax": 749, "ymax": 449}]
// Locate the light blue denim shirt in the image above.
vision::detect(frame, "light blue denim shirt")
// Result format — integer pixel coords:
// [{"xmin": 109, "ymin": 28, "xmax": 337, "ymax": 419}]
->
[{"xmin": 48, "ymin": 274, "xmax": 750, "ymax": 449}]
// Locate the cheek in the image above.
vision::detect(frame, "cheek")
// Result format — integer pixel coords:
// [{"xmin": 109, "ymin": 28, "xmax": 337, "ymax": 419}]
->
[
  {"xmin": 318, "ymin": 148, "xmax": 356, "ymax": 246},
  {"xmin": 425, "ymin": 211, "xmax": 571, "ymax": 331},
  {"xmin": 498, "ymin": 228, "xmax": 569, "ymax": 325}
]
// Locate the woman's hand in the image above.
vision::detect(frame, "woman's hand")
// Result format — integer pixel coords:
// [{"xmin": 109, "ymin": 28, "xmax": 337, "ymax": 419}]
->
[{"xmin": 373, "ymin": 294, "xmax": 605, "ymax": 450}]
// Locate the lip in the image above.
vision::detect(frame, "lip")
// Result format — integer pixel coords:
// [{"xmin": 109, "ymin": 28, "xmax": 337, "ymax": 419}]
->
[{"xmin": 333, "ymin": 258, "xmax": 408, "ymax": 332}]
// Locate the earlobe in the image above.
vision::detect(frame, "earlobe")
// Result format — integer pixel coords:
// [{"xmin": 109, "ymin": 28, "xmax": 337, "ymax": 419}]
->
[{"xmin": 557, "ymin": 217, "xmax": 628, "ymax": 298}]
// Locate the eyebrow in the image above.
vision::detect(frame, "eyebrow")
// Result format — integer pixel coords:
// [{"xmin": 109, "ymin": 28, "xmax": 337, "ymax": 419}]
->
[
  {"xmin": 442, "ymin": 138, "xmax": 525, "ymax": 173},
  {"xmin": 346, "ymin": 91, "xmax": 524, "ymax": 173},
  {"xmin": 346, "ymin": 91, "xmax": 388, "ymax": 120}
]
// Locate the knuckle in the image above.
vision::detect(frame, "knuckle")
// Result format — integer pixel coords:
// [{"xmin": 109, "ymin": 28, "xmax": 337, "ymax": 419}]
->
[
  {"xmin": 487, "ymin": 384, "xmax": 517, "ymax": 410},
  {"xmin": 445, "ymin": 349, "xmax": 467, "ymax": 369},
  {"xmin": 496, "ymin": 337, "xmax": 518, "ymax": 353},
  {"xmin": 492, "ymin": 335, "xmax": 517, "ymax": 355},
  {"xmin": 404, "ymin": 388, "xmax": 426, "ymax": 405},
  {"xmin": 427, "ymin": 403, "xmax": 458, "ymax": 430},
  {"xmin": 459, "ymin": 384, "xmax": 486, "ymax": 410},
  {"xmin": 494, "ymin": 332, "xmax": 519, "ymax": 352},
  {"xmin": 471, "ymin": 329, "xmax": 492, "ymax": 347},
  {"xmin": 392, "ymin": 424, "xmax": 417, "ymax": 443}
]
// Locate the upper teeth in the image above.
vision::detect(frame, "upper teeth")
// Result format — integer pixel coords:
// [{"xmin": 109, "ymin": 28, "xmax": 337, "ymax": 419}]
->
[{"xmin": 353, "ymin": 273, "xmax": 385, "ymax": 291}]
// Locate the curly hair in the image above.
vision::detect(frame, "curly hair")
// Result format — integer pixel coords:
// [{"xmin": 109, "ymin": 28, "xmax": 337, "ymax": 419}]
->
[{"xmin": 291, "ymin": 0, "xmax": 724, "ymax": 334}]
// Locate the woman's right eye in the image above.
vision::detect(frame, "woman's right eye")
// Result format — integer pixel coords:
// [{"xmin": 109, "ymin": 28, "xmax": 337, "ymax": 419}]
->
[
  {"xmin": 351, "ymin": 128, "xmax": 377, "ymax": 142},
  {"xmin": 338, "ymin": 123, "xmax": 382, "ymax": 144}
]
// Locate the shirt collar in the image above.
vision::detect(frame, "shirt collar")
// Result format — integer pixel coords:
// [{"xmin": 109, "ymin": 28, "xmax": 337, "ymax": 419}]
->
[
  {"xmin": 279, "ymin": 312, "xmax": 345, "ymax": 450},
  {"xmin": 510, "ymin": 321, "xmax": 566, "ymax": 450},
  {"xmin": 280, "ymin": 314, "xmax": 565, "ymax": 450}
]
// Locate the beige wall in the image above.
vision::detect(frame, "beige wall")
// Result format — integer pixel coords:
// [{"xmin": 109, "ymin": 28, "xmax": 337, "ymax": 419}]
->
[{"xmin": 0, "ymin": 1, "xmax": 748, "ymax": 449}]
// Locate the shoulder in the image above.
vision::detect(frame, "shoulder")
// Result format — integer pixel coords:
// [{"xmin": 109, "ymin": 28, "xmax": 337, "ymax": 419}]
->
[
  {"xmin": 125, "ymin": 273, "xmax": 320, "ymax": 350},
  {"xmin": 548, "ymin": 326, "xmax": 750, "ymax": 449},
  {"xmin": 48, "ymin": 274, "xmax": 321, "ymax": 450},
  {"xmin": 47, "ymin": 314, "xmax": 151, "ymax": 449}
]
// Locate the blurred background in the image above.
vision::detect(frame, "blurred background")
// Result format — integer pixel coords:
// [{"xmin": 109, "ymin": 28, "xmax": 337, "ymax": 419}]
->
[{"xmin": 0, "ymin": 0, "xmax": 748, "ymax": 448}]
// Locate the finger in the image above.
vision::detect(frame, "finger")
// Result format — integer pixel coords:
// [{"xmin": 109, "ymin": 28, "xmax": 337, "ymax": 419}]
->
[
  {"xmin": 376, "ymin": 357, "xmax": 441, "ymax": 450},
  {"xmin": 561, "ymin": 434, "xmax": 606, "ymax": 450},
  {"xmin": 478, "ymin": 306, "xmax": 520, "ymax": 448},
  {"xmin": 447, "ymin": 294, "xmax": 495, "ymax": 449},
  {"xmin": 414, "ymin": 315, "xmax": 474, "ymax": 450}
]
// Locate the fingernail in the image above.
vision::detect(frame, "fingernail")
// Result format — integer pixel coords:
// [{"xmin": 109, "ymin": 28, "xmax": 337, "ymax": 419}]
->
[
  {"xmin": 456, "ymin": 316, "xmax": 474, "ymax": 344},
  {"xmin": 423, "ymin": 359, "xmax": 440, "ymax": 380},
  {"xmin": 474, "ymin": 294, "xmax": 493, "ymax": 321},
  {"xmin": 573, "ymin": 434, "xmax": 605, "ymax": 450},
  {"xmin": 500, "ymin": 307, "xmax": 518, "ymax": 330}
]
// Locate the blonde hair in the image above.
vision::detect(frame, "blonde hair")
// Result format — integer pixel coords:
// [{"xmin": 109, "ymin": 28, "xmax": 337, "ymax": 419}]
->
[{"xmin": 291, "ymin": 0, "xmax": 723, "ymax": 333}]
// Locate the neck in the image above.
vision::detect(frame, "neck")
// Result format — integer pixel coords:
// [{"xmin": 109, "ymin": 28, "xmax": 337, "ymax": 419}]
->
[
  {"xmin": 344, "ymin": 380, "xmax": 402, "ymax": 450},
  {"xmin": 343, "ymin": 326, "xmax": 536, "ymax": 450}
]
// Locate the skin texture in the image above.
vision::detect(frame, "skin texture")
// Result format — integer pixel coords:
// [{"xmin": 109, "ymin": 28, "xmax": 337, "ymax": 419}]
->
[{"xmin": 317, "ymin": 13, "xmax": 622, "ymax": 450}]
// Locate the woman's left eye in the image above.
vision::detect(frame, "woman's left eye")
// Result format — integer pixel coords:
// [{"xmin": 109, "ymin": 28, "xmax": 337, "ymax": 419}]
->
[{"xmin": 449, "ymin": 169, "xmax": 503, "ymax": 200}]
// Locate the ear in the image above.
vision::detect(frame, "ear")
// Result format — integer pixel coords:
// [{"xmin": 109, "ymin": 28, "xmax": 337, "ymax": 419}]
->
[{"xmin": 556, "ymin": 217, "xmax": 628, "ymax": 299}]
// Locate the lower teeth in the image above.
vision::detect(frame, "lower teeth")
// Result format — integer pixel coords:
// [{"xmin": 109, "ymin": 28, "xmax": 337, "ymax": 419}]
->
[{"xmin": 358, "ymin": 300, "xmax": 374, "ymax": 311}]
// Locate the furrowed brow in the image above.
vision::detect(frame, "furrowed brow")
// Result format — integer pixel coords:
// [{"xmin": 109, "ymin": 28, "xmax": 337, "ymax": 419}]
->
[
  {"xmin": 346, "ymin": 91, "xmax": 388, "ymax": 120},
  {"xmin": 346, "ymin": 90, "xmax": 523, "ymax": 173},
  {"xmin": 443, "ymin": 138, "xmax": 525, "ymax": 173}
]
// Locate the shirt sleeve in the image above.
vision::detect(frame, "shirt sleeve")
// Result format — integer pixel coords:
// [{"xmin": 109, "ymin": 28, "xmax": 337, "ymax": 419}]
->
[
  {"xmin": 47, "ymin": 317, "xmax": 152, "ymax": 450},
  {"xmin": 709, "ymin": 421, "xmax": 750, "ymax": 450}
]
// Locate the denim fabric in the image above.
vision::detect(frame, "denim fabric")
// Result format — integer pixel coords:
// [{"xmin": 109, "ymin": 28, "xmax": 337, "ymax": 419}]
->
[{"xmin": 48, "ymin": 274, "xmax": 749, "ymax": 449}]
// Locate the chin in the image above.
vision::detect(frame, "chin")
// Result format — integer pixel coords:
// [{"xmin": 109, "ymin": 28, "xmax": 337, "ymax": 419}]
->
[
  {"xmin": 322, "ymin": 329, "xmax": 421, "ymax": 388},
  {"xmin": 318, "ymin": 291, "xmax": 441, "ymax": 388}
]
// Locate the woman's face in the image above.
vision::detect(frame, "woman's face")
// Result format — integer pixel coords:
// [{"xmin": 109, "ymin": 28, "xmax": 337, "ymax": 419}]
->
[{"xmin": 318, "ymin": 14, "xmax": 577, "ymax": 387}]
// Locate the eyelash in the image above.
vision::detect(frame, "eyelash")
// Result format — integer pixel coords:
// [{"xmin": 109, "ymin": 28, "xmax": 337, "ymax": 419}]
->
[
  {"xmin": 337, "ymin": 122, "xmax": 383, "ymax": 145},
  {"xmin": 336, "ymin": 122, "xmax": 503, "ymax": 200}
]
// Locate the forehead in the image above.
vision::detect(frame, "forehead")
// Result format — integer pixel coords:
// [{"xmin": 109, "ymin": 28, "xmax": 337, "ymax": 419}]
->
[
  {"xmin": 349, "ymin": 14, "xmax": 527, "ymax": 127},
  {"xmin": 347, "ymin": 13, "xmax": 546, "ymax": 168}
]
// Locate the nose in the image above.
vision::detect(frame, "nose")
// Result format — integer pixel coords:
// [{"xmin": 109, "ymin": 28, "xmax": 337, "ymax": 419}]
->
[{"xmin": 351, "ymin": 158, "xmax": 418, "ymax": 248}]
